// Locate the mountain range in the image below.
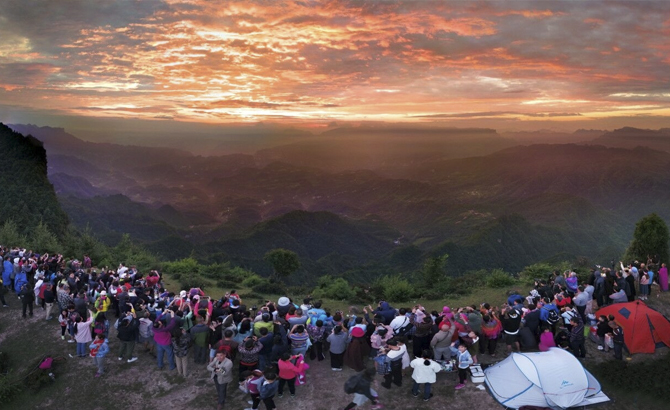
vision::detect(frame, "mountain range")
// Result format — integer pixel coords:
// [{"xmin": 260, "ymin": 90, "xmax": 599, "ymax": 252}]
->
[{"xmin": 5, "ymin": 122, "xmax": 670, "ymax": 281}]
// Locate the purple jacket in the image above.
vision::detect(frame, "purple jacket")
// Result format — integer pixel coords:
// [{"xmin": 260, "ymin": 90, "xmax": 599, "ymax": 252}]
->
[{"xmin": 153, "ymin": 317, "xmax": 177, "ymax": 346}]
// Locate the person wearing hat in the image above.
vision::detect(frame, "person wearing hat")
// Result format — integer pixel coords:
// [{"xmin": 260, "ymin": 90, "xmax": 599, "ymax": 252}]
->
[
  {"xmin": 95, "ymin": 290, "xmax": 110, "ymax": 314},
  {"xmin": 344, "ymin": 326, "xmax": 370, "ymax": 372},
  {"xmin": 276, "ymin": 297, "xmax": 292, "ymax": 318}
]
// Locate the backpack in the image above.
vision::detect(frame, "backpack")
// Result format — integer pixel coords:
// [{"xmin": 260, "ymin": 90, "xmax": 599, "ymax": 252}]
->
[
  {"xmin": 546, "ymin": 310, "xmax": 560, "ymax": 325},
  {"xmin": 93, "ymin": 321, "xmax": 105, "ymax": 335},
  {"xmin": 344, "ymin": 375, "xmax": 359, "ymax": 394},
  {"xmin": 373, "ymin": 354, "xmax": 391, "ymax": 375},
  {"xmin": 394, "ymin": 317, "xmax": 414, "ymax": 336}
]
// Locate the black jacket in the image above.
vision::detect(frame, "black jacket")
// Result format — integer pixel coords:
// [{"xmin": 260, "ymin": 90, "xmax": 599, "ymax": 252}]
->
[{"xmin": 117, "ymin": 318, "xmax": 139, "ymax": 342}]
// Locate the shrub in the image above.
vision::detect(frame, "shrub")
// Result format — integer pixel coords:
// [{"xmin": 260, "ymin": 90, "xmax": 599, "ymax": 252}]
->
[
  {"xmin": 487, "ymin": 269, "xmax": 516, "ymax": 288},
  {"xmin": 242, "ymin": 274, "xmax": 264, "ymax": 288},
  {"xmin": 252, "ymin": 279, "xmax": 281, "ymax": 295},
  {"xmin": 0, "ymin": 375, "xmax": 20, "ymax": 402},
  {"xmin": 312, "ymin": 277, "xmax": 355, "ymax": 300},
  {"xmin": 162, "ymin": 257, "xmax": 200, "ymax": 277},
  {"xmin": 178, "ymin": 275, "xmax": 209, "ymax": 291},
  {"xmin": 374, "ymin": 274, "xmax": 415, "ymax": 303}
]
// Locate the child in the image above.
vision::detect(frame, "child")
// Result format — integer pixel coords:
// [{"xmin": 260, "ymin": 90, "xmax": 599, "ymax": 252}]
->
[
  {"xmin": 89, "ymin": 333, "xmax": 109, "ymax": 377},
  {"xmin": 58, "ymin": 309, "xmax": 69, "ymax": 340},
  {"xmin": 455, "ymin": 343, "xmax": 472, "ymax": 390},
  {"xmin": 639, "ymin": 271, "xmax": 650, "ymax": 300},
  {"xmin": 538, "ymin": 326, "xmax": 556, "ymax": 351},
  {"xmin": 243, "ymin": 369, "xmax": 264, "ymax": 410},
  {"xmin": 259, "ymin": 371, "xmax": 279, "ymax": 410}
]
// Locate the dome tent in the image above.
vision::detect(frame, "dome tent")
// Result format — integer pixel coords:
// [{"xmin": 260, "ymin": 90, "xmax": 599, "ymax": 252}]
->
[
  {"xmin": 597, "ymin": 301, "xmax": 670, "ymax": 354},
  {"xmin": 484, "ymin": 348, "xmax": 609, "ymax": 409}
]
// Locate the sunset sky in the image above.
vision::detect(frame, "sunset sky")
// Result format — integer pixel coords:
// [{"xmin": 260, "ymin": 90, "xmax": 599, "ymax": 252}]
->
[{"xmin": 1, "ymin": 0, "xmax": 670, "ymax": 132}]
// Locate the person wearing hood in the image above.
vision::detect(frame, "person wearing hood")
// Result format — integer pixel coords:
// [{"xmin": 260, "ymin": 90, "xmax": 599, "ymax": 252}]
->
[{"xmin": 374, "ymin": 301, "xmax": 396, "ymax": 325}]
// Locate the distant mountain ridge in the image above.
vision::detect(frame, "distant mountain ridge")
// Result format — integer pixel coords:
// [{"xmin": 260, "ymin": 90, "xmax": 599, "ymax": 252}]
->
[{"xmin": 590, "ymin": 127, "xmax": 670, "ymax": 152}]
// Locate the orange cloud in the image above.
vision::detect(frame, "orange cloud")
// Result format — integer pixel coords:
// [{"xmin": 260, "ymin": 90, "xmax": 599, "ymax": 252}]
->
[{"xmin": 0, "ymin": 0, "xmax": 669, "ymax": 125}]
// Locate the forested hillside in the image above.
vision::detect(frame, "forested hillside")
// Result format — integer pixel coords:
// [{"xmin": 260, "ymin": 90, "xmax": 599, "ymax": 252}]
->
[{"xmin": 0, "ymin": 123, "xmax": 69, "ymax": 236}]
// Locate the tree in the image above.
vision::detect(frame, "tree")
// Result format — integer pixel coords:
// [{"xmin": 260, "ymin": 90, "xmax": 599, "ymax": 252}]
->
[
  {"xmin": 422, "ymin": 254, "xmax": 448, "ymax": 289},
  {"xmin": 30, "ymin": 220, "xmax": 62, "ymax": 254},
  {"xmin": 264, "ymin": 249, "xmax": 300, "ymax": 281},
  {"xmin": 625, "ymin": 213, "xmax": 670, "ymax": 265},
  {"xmin": 0, "ymin": 219, "xmax": 27, "ymax": 248}
]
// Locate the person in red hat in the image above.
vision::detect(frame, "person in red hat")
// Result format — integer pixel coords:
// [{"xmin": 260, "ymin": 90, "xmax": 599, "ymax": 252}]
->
[{"xmin": 345, "ymin": 327, "xmax": 370, "ymax": 372}]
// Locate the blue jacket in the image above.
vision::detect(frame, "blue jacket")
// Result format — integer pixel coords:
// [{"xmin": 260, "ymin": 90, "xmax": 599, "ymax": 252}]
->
[
  {"xmin": 376, "ymin": 302, "xmax": 396, "ymax": 325},
  {"xmin": 14, "ymin": 271, "xmax": 28, "ymax": 293},
  {"xmin": 259, "ymin": 379, "xmax": 279, "ymax": 399},
  {"xmin": 89, "ymin": 338, "xmax": 110, "ymax": 357},
  {"xmin": 2, "ymin": 260, "xmax": 12, "ymax": 283}
]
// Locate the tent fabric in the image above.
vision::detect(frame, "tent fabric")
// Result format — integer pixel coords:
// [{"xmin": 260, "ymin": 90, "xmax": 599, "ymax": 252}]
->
[
  {"xmin": 596, "ymin": 301, "xmax": 670, "ymax": 354},
  {"xmin": 484, "ymin": 348, "xmax": 608, "ymax": 409}
]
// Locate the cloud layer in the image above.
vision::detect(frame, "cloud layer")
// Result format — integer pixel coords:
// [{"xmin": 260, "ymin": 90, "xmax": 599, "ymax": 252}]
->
[{"xmin": 1, "ymin": 0, "xmax": 670, "ymax": 125}]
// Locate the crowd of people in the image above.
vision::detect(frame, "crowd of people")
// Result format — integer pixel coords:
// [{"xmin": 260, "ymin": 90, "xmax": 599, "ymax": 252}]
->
[{"xmin": 0, "ymin": 244, "xmax": 667, "ymax": 410}]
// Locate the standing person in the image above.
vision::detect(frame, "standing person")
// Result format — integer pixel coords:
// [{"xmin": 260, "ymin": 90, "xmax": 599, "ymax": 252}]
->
[
  {"xmin": 430, "ymin": 321, "xmax": 456, "ymax": 361},
  {"xmin": 568, "ymin": 317, "xmax": 586, "ymax": 359},
  {"xmin": 259, "ymin": 371, "xmax": 279, "ymax": 410},
  {"xmin": 343, "ymin": 368, "xmax": 382, "ymax": 410},
  {"xmin": 381, "ymin": 340, "xmax": 406, "ymax": 389},
  {"xmin": 288, "ymin": 325, "xmax": 310, "ymax": 356},
  {"xmin": 307, "ymin": 319, "xmax": 326, "ymax": 361},
  {"xmin": 502, "ymin": 308, "xmax": 521, "ymax": 354},
  {"xmin": 58, "ymin": 309, "xmax": 69, "ymax": 340},
  {"xmin": 410, "ymin": 350, "xmax": 441, "ymax": 401},
  {"xmin": 20, "ymin": 283, "xmax": 35, "ymax": 318},
  {"xmin": 639, "ymin": 270, "xmax": 650, "ymax": 300},
  {"xmin": 0, "ymin": 278, "xmax": 8, "ymax": 307},
  {"xmin": 243, "ymin": 369, "xmax": 265, "ymax": 410},
  {"xmin": 207, "ymin": 350, "xmax": 233, "ymax": 410},
  {"xmin": 153, "ymin": 310, "xmax": 178, "ymax": 370},
  {"xmin": 659, "ymin": 263, "xmax": 668, "ymax": 293},
  {"xmin": 43, "ymin": 283, "xmax": 55, "ymax": 320},
  {"xmin": 345, "ymin": 327, "xmax": 371, "ymax": 372},
  {"xmin": 238, "ymin": 336, "xmax": 263, "ymax": 377},
  {"xmin": 277, "ymin": 352, "xmax": 305, "ymax": 398},
  {"xmin": 89, "ymin": 333, "xmax": 109, "ymax": 377},
  {"xmin": 610, "ymin": 321, "xmax": 626, "ymax": 360},
  {"xmin": 172, "ymin": 327, "xmax": 192, "ymax": 377},
  {"xmin": 480, "ymin": 313, "xmax": 502, "ymax": 356},
  {"xmin": 117, "ymin": 309, "xmax": 139, "ymax": 363},
  {"xmin": 74, "ymin": 310, "xmax": 94, "ymax": 357},
  {"xmin": 189, "ymin": 315, "xmax": 210, "ymax": 365},
  {"xmin": 595, "ymin": 316, "xmax": 610, "ymax": 352},
  {"xmin": 455, "ymin": 343, "xmax": 472, "ymax": 390},
  {"xmin": 327, "ymin": 325, "xmax": 347, "ymax": 371}
]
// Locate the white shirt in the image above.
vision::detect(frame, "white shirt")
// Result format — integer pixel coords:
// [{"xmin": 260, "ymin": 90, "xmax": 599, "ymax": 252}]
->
[
  {"xmin": 410, "ymin": 358, "xmax": 442, "ymax": 383},
  {"xmin": 390, "ymin": 315, "xmax": 409, "ymax": 331}
]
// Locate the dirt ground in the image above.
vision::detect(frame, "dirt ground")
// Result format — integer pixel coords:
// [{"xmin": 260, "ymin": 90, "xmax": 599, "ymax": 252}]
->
[{"xmin": 1, "ymin": 290, "xmax": 668, "ymax": 410}]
